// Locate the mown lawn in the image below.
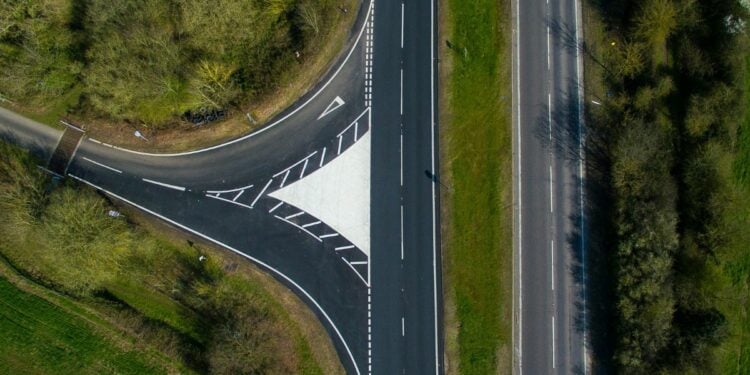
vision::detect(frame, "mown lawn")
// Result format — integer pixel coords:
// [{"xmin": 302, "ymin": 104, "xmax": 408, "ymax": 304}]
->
[
  {"xmin": 0, "ymin": 275, "xmax": 165, "ymax": 375},
  {"xmin": 440, "ymin": 0, "xmax": 512, "ymax": 373}
]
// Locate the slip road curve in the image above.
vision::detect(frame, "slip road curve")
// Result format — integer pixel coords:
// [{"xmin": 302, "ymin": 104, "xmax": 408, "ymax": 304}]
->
[
  {"xmin": 513, "ymin": 0, "xmax": 589, "ymax": 373},
  {"xmin": 0, "ymin": 0, "xmax": 444, "ymax": 373}
]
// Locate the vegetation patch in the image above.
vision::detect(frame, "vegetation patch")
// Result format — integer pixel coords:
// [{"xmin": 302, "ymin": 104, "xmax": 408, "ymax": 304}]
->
[
  {"xmin": 0, "ymin": 140, "xmax": 342, "ymax": 374},
  {"xmin": 582, "ymin": 0, "xmax": 750, "ymax": 372},
  {"xmin": 0, "ymin": 0, "xmax": 355, "ymax": 150},
  {"xmin": 439, "ymin": 0, "xmax": 512, "ymax": 373}
]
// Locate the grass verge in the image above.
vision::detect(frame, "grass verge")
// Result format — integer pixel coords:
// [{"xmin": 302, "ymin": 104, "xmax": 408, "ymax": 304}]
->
[{"xmin": 439, "ymin": 0, "xmax": 512, "ymax": 373}]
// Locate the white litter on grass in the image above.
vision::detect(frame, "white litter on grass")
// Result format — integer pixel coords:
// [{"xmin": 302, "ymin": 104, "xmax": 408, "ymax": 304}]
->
[{"xmin": 269, "ymin": 132, "xmax": 371, "ymax": 256}]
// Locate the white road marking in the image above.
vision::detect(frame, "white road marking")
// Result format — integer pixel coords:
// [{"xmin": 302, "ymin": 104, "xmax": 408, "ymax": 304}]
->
[
  {"xmin": 401, "ymin": 2, "xmax": 405, "ymax": 48},
  {"xmin": 402, "ymin": 317, "xmax": 405, "ymax": 336},
  {"xmin": 206, "ymin": 194, "xmax": 254, "ymax": 210},
  {"xmin": 549, "ymin": 165, "xmax": 554, "ymax": 213},
  {"xmin": 300, "ymin": 158, "xmax": 309, "ymax": 179},
  {"xmin": 547, "ymin": 26, "xmax": 551, "ymax": 70},
  {"xmin": 430, "ymin": 0, "xmax": 440, "ymax": 370},
  {"xmin": 335, "ymin": 245, "xmax": 355, "ymax": 251},
  {"xmin": 285, "ymin": 211, "xmax": 305, "ymax": 220},
  {"xmin": 251, "ymin": 179, "xmax": 273, "ymax": 208},
  {"xmin": 320, "ymin": 233, "xmax": 340, "ymax": 239},
  {"xmin": 206, "ymin": 183, "xmax": 254, "ymax": 194},
  {"xmin": 341, "ymin": 257, "xmax": 369, "ymax": 286},
  {"xmin": 67, "ymin": 174, "xmax": 360, "ymax": 375},
  {"xmin": 82, "ymin": 157, "xmax": 122, "ymax": 174},
  {"xmin": 142, "ymin": 178, "xmax": 185, "ymax": 191},
  {"xmin": 351, "ymin": 261, "xmax": 368, "ymax": 265},
  {"xmin": 273, "ymin": 151, "xmax": 318, "ymax": 178},
  {"xmin": 400, "ymin": 204, "xmax": 405, "ymax": 260},
  {"xmin": 514, "ymin": 0, "xmax": 524, "ymax": 371},
  {"xmin": 400, "ymin": 130, "xmax": 404, "ymax": 187},
  {"xmin": 274, "ymin": 215, "xmax": 322, "ymax": 242},
  {"xmin": 302, "ymin": 221, "xmax": 321, "ymax": 228},
  {"xmin": 338, "ymin": 135, "xmax": 343, "ymax": 155},
  {"xmin": 232, "ymin": 190, "xmax": 244, "ymax": 201},
  {"xmin": 320, "ymin": 147, "xmax": 327, "ymax": 167},
  {"xmin": 281, "ymin": 170, "xmax": 290, "ymax": 187},
  {"xmin": 269, "ymin": 201, "xmax": 284, "ymax": 213}
]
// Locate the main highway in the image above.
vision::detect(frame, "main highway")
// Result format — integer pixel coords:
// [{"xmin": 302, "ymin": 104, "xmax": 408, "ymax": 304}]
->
[
  {"xmin": 0, "ymin": 0, "xmax": 442, "ymax": 373},
  {"xmin": 513, "ymin": 0, "xmax": 588, "ymax": 373}
]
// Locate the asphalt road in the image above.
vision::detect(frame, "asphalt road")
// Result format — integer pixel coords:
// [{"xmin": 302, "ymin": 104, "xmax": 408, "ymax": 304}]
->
[
  {"xmin": 514, "ymin": 0, "xmax": 588, "ymax": 373},
  {"xmin": 0, "ymin": 1, "xmax": 442, "ymax": 373}
]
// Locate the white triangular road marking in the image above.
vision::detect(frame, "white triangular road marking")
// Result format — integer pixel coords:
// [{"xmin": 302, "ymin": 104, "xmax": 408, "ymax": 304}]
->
[
  {"xmin": 318, "ymin": 96, "xmax": 346, "ymax": 120},
  {"xmin": 269, "ymin": 132, "xmax": 370, "ymax": 256}
]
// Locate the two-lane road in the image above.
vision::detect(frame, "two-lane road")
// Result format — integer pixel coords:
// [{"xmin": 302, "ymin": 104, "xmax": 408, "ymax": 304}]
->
[{"xmin": 514, "ymin": 0, "xmax": 588, "ymax": 373}]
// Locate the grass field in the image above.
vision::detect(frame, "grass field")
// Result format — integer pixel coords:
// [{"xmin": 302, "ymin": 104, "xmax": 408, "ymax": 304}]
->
[
  {"xmin": 0, "ymin": 141, "xmax": 342, "ymax": 374},
  {"xmin": 0, "ymin": 271, "xmax": 170, "ymax": 375},
  {"xmin": 439, "ymin": 0, "xmax": 512, "ymax": 373}
]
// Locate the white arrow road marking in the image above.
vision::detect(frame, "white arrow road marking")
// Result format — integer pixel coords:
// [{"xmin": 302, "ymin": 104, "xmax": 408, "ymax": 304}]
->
[{"xmin": 318, "ymin": 96, "xmax": 346, "ymax": 120}]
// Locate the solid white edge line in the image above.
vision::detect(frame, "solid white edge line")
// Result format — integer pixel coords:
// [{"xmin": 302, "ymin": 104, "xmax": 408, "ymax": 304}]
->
[
  {"xmin": 142, "ymin": 178, "xmax": 185, "ymax": 192},
  {"xmin": 514, "ymin": 0, "xmax": 523, "ymax": 371},
  {"xmin": 430, "ymin": 0, "xmax": 439, "ymax": 371},
  {"xmin": 574, "ymin": 0, "xmax": 588, "ymax": 371},
  {"xmin": 95, "ymin": 2, "xmax": 374, "ymax": 158},
  {"xmin": 67, "ymin": 174, "xmax": 361, "ymax": 375},
  {"xmin": 82, "ymin": 157, "xmax": 122, "ymax": 174}
]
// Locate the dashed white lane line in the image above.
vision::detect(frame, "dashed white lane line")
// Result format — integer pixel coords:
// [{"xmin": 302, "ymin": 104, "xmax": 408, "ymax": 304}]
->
[
  {"xmin": 400, "ymin": 205, "xmax": 405, "ymax": 260},
  {"xmin": 82, "ymin": 157, "xmax": 122, "ymax": 174},
  {"xmin": 402, "ymin": 317, "xmax": 405, "ymax": 336},
  {"xmin": 550, "ymin": 165, "xmax": 554, "ymax": 213},
  {"xmin": 251, "ymin": 179, "xmax": 273, "ymax": 208},
  {"xmin": 400, "ymin": 69, "xmax": 404, "ymax": 115},
  {"xmin": 142, "ymin": 178, "xmax": 185, "ymax": 192},
  {"xmin": 400, "ymin": 2, "xmax": 404, "ymax": 48},
  {"xmin": 551, "ymin": 240, "xmax": 555, "ymax": 290}
]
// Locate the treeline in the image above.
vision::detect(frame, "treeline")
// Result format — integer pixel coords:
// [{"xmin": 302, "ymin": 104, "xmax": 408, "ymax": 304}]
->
[
  {"xmin": 0, "ymin": 0, "xmax": 337, "ymax": 126},
  {"xmin": 0, "ymin": 141, "xmax": 326, "ymax": 374},
  {"xmin": 588, "ymin": 0, "xmax": 748, "ymax": 372}
]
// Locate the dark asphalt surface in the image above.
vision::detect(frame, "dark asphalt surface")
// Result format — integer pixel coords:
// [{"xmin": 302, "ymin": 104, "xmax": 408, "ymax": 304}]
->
[
  {"xmin": 0, "ymin": 0, "xmax": 443, "ymax": 373},
  {"xmin": 515, "ymin": 0, "xmax": 587, "ymax": 373},
  {"xmin": 371, "ymin": 0, "xmax": 441, "ymax": 374}
]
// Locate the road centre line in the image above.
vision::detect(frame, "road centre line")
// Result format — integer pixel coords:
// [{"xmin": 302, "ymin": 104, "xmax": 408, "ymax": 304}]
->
[
  {"xmin": 82, "ymin": 157, "xmax": 122, "ymax": 174},
  {"xmin": 67, "ymin": 174, "xmax": 359, "ymax": 374},
  {"xmin": 401, "ymin": 2, "xmax": 404, "ymax": 48},
  {"xmin": 274, "ymin": 215, "xmax": 322, "ymax": 242},
  {"xmin": 142, "ymin": 178, "xmax": 185, "ymax": 191},
  {"xmin": 232, "ymin": 190, "xmax": 244, "ymax": 201},
  {"xmin": 269, "ymin": 201, "xmax": 284, "ymax": 213},
  {"xmin": 251, "ymin": 179, "xmax": 273, "ymax": 208}
]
